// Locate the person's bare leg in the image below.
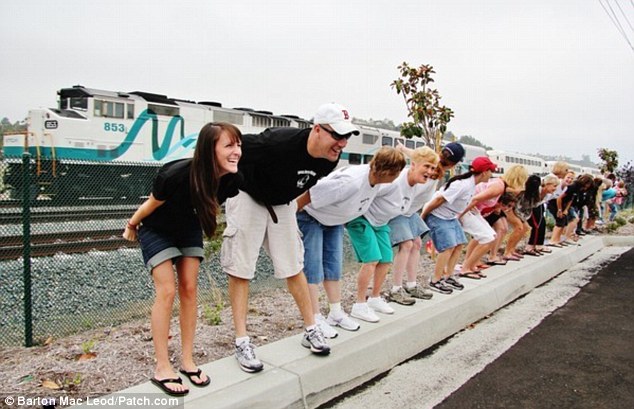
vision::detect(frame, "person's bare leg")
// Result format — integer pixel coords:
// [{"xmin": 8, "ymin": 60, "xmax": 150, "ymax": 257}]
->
[
  {"xmin": 286, "ymin": 272, "xmax": 315, "ymax": 327},
  {"xmin": 228, "ymin": 275, "xmax": 250, "ymax": 338},
  {"xmin": 151, "ymin": 262, "xmax": 188, "ymax": 394}
]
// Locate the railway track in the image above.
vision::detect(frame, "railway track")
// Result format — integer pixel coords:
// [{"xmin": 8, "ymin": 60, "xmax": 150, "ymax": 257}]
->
[
  {"xmin": 0, "ymin": 229, "xmax": 137, "ymax": 260},
  {"xmin": 0, "ymin": 207, "xmax": 136, "ymax": 224}
]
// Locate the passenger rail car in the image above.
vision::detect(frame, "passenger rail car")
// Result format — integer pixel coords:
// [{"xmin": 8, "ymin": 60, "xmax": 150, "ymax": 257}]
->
[{"xmin": 487, "ymin": 149, "xmax": 549, "ymax": 177}]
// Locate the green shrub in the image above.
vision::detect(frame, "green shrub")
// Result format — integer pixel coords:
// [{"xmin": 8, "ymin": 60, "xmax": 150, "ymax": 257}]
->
[
  {"xmin": 606, "ymin": 222, "xmax": 619, "ymax": 233},
  {"xmin": 614, "ymin": 216, "xmax": 626, "ymax": 226}
]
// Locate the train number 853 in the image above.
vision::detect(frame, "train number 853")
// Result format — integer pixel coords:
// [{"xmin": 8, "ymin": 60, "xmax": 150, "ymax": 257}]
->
[{"xmin": 104, "ymin": 123, "xmax": 126, "ymax": 132}]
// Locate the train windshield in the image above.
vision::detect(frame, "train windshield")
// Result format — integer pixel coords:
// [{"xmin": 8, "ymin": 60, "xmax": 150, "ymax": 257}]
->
[{"xmin": 60, "ymin": 96, "xmax": 88, "ymax": 111}]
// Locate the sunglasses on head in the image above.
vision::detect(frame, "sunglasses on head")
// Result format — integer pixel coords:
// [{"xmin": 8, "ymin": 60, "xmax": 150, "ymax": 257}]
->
[{"xmin": 319, "ymin": 125, "xmax": 352, "ymax": 141}]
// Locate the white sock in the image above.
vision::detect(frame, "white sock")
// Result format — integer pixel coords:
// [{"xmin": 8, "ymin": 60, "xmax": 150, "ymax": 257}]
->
[
  {"xmin": 305, "ymin": 324, "xmax": 316, "ymax": 331},
  {"xmin": 329, "ymin": 302, "xmax": 342, "ymax": 317},
  {"xmin": 235, "ymin": 336, "xmax": 250, "ymax": 346},
  {"xmin": 391, "ymin": 285, "xmax": 402, "ymax": 292},
  {"xmin": 406, "ymin": 281, "xmax": 417, "ymax": 289}
]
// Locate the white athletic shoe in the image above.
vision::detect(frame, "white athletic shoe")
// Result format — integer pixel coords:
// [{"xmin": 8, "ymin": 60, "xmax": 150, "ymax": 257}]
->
[
  {"xmin": 315, "ymin": 314, "xmax": 339, "ymax": 339},
  {"xmin": 350, "ymin": 303, "xmax": 380, "ymax": 323},
  {"xmin": 326, "ymin": 311, "xmax": 360, "ymax": 331},
  {"xmin": 367, "ymin": 296, "xmax": 395, "ymax": 314}
]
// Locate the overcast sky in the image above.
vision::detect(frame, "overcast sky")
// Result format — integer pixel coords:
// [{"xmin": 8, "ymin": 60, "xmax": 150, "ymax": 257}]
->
[{"xmin": 1, "ymin": 0, "xmax": 633, "ymax": 165}]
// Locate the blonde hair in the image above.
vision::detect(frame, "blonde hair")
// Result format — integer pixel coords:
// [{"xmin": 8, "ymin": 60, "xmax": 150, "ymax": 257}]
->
[
  {"xmin": 369, "ymin": 146, "xmax": 406, "ymax": 176},
  {"xmin": 501, "ymin": 165, "xmax": 529, "ymax": 191},
  {"xmin": 542, "ymin": 175, "xmax": 559, "ymax": 186},
  {"xmin": 551, "ymin": 161, "xmax": 569, "ymax": 177},
  {"xmin": 408, "ymin": 146, "xmax": 439, "ymax": 166}
]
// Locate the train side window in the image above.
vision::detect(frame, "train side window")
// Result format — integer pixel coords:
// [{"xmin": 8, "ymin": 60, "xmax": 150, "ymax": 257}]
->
[
  {"xmin": 381, "ymin": 136, "xmax": 393, "ymax": 146},
  {"xmin": 362, "ymin": 133, "xmax": 378, "ymax": 145},
  {"xmin": 214, "ymin": 110, "xmax": 245, "ymax": 125},
  {"xmin": 252, "ymin": 116, "xmax": 272, "ymax": 128},
  {"xmin": 127, "ymin": 104, "xmax": 135, "ymax": 119},
  {"xmin": 415, "ymin": 142, "xmax": 425, "ymax": 148},
  {"xmin": 395, "ymin": 138, "xmax": 404, "ymax": 147},
  {"xmin": 94, "ymin": 100, "xmax": 102, "ymax": 116},
  {"xmin": 148, "ymin": 103, "xmax": 180, "ymax": 117},
  {"xmin": 363, "ymin": 155, "xmax": 374, "ymax": 164},
  {"xmin": 348, "ymin": 153, "xmax": 362, "ymax": 165},
  {"xmin": 405, "ymin": 140, "xmax": 415, "ymax": 149}
]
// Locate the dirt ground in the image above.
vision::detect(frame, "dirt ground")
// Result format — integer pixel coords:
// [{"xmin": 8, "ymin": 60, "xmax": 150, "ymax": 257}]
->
[{"xmin": 1, "ymin": 221, "xmax": 632, "ymax": 408}]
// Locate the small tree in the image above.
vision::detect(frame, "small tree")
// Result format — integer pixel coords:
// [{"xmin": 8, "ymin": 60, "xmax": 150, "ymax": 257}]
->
[
  {"xmin": 597, "ymin": 148, "xmax": 618, "ymax": 174},
  {"xmin": 391, "ymin": 62, "xmax": 454, "ymax": 151}
]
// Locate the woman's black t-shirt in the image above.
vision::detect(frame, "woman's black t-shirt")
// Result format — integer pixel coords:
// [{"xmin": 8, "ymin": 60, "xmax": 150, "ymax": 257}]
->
[{"xmin": 141, "ymin": 159, "xmax": 240, "ymax": 235}]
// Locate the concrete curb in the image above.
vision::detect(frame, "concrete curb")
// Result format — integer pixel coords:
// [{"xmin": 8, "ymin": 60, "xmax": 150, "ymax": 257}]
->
[{"xmin": 79, "ymin": 235, "xmax": 634, "ymax": 409}]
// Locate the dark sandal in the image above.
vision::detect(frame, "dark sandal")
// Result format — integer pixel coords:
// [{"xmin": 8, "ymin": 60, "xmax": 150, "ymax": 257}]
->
[
  {"xmin": 486, "ymin": 259, "xmax": 508, "ymax": 266},
  {"xmin": 459, "ymin": 271, "xmax": 481, "ymax": 280},
  {"xmin": 150, "ymin": 377, "xmax": 189, "ymax": 396},
  {"xmin": 523, "ymin": 249, "xmax": 540, "ymax": 256},
  {"xmin": 179, "ymin": 368, "xmax": 211, "ymax": 387},
  {"xmin": 539, "ymin": 248, "xmax": 552, "ymax": 253}
]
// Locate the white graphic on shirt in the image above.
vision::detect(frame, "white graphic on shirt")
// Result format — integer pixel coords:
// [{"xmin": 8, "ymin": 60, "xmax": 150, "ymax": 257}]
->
[{"xmin": 297, "ymin": 170, "xmax": 317, "ymax": 189}]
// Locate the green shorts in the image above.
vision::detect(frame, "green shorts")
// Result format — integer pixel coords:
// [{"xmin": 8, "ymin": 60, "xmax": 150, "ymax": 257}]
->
[{"xmin": 345, "ymin": 216, "xmax": 393, "ymax": 263}]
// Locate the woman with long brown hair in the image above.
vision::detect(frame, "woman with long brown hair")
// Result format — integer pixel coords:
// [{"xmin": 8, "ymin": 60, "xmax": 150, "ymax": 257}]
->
[{"xmin": 123, "ymin": 122, "xmax": 242, "ymax": 396}]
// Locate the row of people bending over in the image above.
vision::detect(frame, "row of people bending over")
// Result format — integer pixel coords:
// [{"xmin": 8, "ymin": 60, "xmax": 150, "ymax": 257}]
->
[{"xmin": 121, "ymin": 102, "xmax": 596, "ymax": 397}]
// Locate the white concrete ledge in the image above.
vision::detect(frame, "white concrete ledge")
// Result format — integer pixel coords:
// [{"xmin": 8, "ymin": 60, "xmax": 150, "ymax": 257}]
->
[{"xmin": 79, "ymin": 235, "xmax": 634, "ymax": 409}]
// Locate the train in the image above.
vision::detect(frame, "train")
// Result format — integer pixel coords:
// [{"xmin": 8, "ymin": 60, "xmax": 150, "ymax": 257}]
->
[{"xmin": 1, "ymin": 85, "xmax": 600, "ymax": 204}]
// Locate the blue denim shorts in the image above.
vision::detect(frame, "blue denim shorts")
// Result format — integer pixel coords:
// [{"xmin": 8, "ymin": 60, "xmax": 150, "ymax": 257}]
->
[
  {"xmin": 424, "ymin": 213, "xmax": 467, "ymax": 253},
  {"xmin": 138, "ymin": 226, "xmax": 204, "ymax": 272},
  {"xmin": 297, "ymin": 211, "xmax": 344, "ymax": 284},
  {"xmin": 388, "ymin": 214, "xmax": 429, "ymax": 247}
]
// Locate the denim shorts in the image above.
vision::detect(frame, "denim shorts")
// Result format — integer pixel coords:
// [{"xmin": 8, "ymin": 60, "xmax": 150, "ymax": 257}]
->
[
  {"xmin": 424, "ymin": 213, "xmax": 467, "ymax": 253},
  {"xmin": 345, "ymin": 216, "xmax": 393, "ymax": 264},
  {"xmin": 297, "ymin": 211, "xmax": 344, "ymax": 284},
  {"xmin": 138, "ymin": 226, "xmax": 204, "ymax": 272},
  {"xmin": 388, "ymin": 214, "xmax": 429, "ymax": 247}
]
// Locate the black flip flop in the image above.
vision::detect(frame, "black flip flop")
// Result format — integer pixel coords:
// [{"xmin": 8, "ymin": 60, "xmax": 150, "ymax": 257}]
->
[
  {"xmin": 150, "ymin": 377, "xmax": 189, "ymax": 396},
  {"xmin": 179, "ymin": 368, "xmax": 211, "ymax": 387},
  {"xmin": 486, "ymin": 260, "xmax": 507, "ymax": 266},
  {"xmin": 459, "ymin": 271, "xmax": 481, "ymax": 280}
]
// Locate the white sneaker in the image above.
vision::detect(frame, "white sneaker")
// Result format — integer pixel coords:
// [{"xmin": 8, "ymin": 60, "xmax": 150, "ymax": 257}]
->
[
  {"xmin": 326, "ymin": 311, "xmax": 360, "ymax": 331},
  {"xmin": 350, "ymin": 303, "xmax": 380, "ymax": 323},
  {"xmin": 367, "ymin": 297, "xmax": 395, "ymax": 314},
  {"xmin": 315, "ymin": 314, "xmax": 338, "ymax": 339}
]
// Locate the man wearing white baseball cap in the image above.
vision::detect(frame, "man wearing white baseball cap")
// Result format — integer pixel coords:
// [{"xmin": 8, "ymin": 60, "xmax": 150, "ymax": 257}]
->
[
  {"xmin": 221, "ymin": 102, "xmax": 359, "ymax": 373},
  {"xmin": 313, "ymin": 102, "xmax": 360, "ymax": 136}
]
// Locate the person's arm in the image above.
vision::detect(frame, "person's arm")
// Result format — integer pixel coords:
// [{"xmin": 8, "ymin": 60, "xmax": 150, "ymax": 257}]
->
[
  {"xmin": 459, "ymin": 183, "xmax": 504, "ymax": 218},
  {"xmin": 122, "ymin": 194, "xmax": 165, "ymax": 241},
  {"xmin": 556, "ymin": 192, "xmax": 566, "ymax": 218},
  {"xmin": 296, "ymin": 191, "xmax": 311, "ymax": 212},
  {"xmin": 421, "ymin": 195, "xmax": 446, "ymax": 219}
]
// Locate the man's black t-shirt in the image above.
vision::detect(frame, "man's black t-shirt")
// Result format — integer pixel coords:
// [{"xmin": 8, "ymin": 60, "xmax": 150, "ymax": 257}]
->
[
  {"xmin": 142, "ymin": 159, "xmax": 240, "ymax": 234},
  {"xmin": 238, "ymin": 127, "xmax": 338, "ymax": 205}
]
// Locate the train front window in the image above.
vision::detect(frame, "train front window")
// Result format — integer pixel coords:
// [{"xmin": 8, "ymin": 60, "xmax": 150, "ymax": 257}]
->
[
  {"xmin": 127, "ymin": 104, "xmax": 135, "ymax": 119},
  {"xmin": 60, "ymin": 97, "xmax": 88, "ymax": 111}
]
